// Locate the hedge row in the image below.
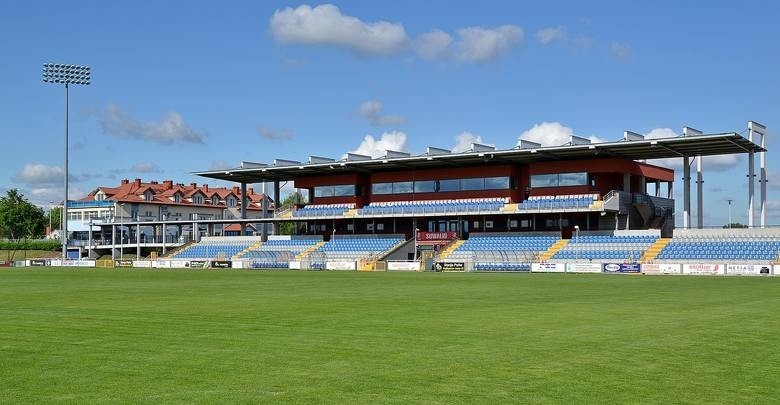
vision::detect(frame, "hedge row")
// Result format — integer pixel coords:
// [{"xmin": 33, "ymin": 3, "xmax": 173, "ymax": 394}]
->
[{"xmin": 0, "ymin": 240, "xmax": 61, "ymax": 251}]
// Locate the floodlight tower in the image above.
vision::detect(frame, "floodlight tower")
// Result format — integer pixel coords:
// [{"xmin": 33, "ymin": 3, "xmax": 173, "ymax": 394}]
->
[{"xmin": 42, "ymin": 63, "xmax": 91, "ymax": 259}]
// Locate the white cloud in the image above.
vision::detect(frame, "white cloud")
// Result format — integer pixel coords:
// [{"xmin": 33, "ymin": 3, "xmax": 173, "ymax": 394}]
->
[
  {"xmin": 130, "ymin": 162, "xmax": 162, "ymax": 173},
  {"xmin": 454, "ymin": 25, "xmax": 523, "ymax": 61},
  {"xmin": 644, "ymin": 128, "xmax": 741, "ymax": 171},
  {"xmin": 536, "ymin": 26, "xmax": 567, "ymax": 45},
  {"xmin": 259, "ymin": 126, "xmax": 293, "ymax": 140},
  {"xmin": 609, "ymin": 41, "xmax": 632, "ymax": 61},
  {"xmin": 415, "ymin": 29, "xmax": 453, "ymax": 59},
  {"xmin": 517, "ymin": 122, "xmax": 605, "ymax": 147},
  {"xmin": 269, "ymin": 4, "xmax": 408, "ymax": 56},
  {"xmin": 359, "ymin": 100, "xmax": 407, "ymax": 126},
  {"xmin": 12, "ymin": 164, "xmax": 62, "ymax": 186},
  {"xmin": 100, "ymin": 104, "xmax": 204, "ymax": 144},
  {"xmin": 452, "ymin": 132, "xmax": 494, "ymax": 153},
  {"xmin": 349, "ymin": 131, "xmax": 408, "ymax": 158}
]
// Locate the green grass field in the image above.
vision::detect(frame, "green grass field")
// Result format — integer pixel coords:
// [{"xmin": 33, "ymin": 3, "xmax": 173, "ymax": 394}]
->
[{"xmin": 1, "ymin": 269, "xmax": 778, "ymax": 403}]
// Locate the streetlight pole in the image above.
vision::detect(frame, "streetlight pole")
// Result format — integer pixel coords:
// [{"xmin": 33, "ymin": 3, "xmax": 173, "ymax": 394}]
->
[
  {"xmin": 43, "ymin": 63, "xmax": 91, "ymax": 259},
  {"xmin": 727, "ymin": 199, "xmax": 733, "ymax": 228}
]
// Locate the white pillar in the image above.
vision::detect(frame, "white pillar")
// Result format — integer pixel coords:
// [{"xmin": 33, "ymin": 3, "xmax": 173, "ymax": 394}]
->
[
  {"xmin": 749, "ymin": 121, "xmax": 768, "ymax": 228},
  {"xmin": 696, "ymin": 156, "xmax": 703, "ymax": 229},
  {"xmin": 748, "ymin": 151, "xmax": 755, "ymax": 228},
  {"xmin": 683, "ymin": 156, "xmax": 691, "ymax": 229}
]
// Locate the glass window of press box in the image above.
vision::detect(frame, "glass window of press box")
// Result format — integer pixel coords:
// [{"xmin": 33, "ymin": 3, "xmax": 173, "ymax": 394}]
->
[
  {"xmin": 530, "ymin": 172, "xmax": 588, "ymax": 187},
  {"xmin": 372, "ymin": 176, "xmax": 511, "ymax": 195}
]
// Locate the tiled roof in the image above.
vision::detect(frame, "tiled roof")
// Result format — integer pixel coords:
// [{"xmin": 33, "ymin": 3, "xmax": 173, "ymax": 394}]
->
[{"xmin": 78, "ymin": 178, "xmax": 275, "ymax": 211}]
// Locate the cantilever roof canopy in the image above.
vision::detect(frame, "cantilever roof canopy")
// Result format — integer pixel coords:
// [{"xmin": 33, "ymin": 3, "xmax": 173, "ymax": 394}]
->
[{"xmin": 194, "ymin": 132, "xmax": 765, "ymax": 184}]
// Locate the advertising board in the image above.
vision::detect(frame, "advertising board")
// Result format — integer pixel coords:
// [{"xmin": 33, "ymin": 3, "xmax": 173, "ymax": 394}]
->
[
  {"xmin": 565, "ymin": 263, "xmax": 602, "ymax": 273},
  {"xmin": 726, "ymin": 264, "xmax": 771, "ymax": 276},
  {"xmin": 116, "ymin": 260, "xmax": 133, "ymax": 268},
  {"xmin": 288, "ymin": 261, "xmax": 302, "ymax": 270},
  {"xmin": 602, "ymin": 263, "xmax": 641, "ymax": 273},
  {"xmin": 188, "ymin": 260, "xmax": 208, "ymax": 268},
  {"xmin": 29, "ymin": 259, "xmax": 47, "ymax": 267},
  {"xmin": 641, "ymin": 263, "xmax": 681, "ymax": 275},
  {"xmin": 531, "ymin": 262, "xmax": 565, "ymax": 273},
  {"xmin": 155, "ymin": 260, "xmax": 171, "ymax": 269},
  {"xmin": 433, "ymin": 262, "xmax": 465, "ymax": 271},
  {"xmin": 232, "ymin": 261, "xmax": 244, "ymax": 269},
  {"xmin": 326, "ymin": 261, "xmax": 356, "ymax": 271},
  {"xmin": 170, "ymin": 260, "xmax": 189, "ymax": 268},
  {"xmin": 132, "ymin": 260, "xmax": 152, "ymax": 268},
  {"xmin": 682, "ymin": 263, "xmax": 724, "ymax": 275},
  {"xmin": 388, "ymin": 261, "xmax": 421, "ymax": 271},
  {"xmin": 210, "ymin": 260, "xmax": 232, "ymax": 269}
]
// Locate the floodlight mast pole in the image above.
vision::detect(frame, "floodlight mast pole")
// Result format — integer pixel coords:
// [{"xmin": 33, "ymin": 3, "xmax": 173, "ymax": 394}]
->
[{"xmin": 42, "ymin": 63, "xmax": 91, "ymax": 260}]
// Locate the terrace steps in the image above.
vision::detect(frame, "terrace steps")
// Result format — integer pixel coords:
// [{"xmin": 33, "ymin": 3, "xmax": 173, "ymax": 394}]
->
[
  {"xmin": 502, "ymin": 203, "xmax": 519, "ymax": 213},
  {"xmin": 539, "ymin": 239, "xmax": 569, "ymax": 261},
  {"xmin": 237, "ymin": 241, "xmax": 264, "ymax": 259},
  {"xmin": 590, "ymin": 200, "xmax": 604, "ymax": 210},
  {"xmin": 296, "ymin": 241, "xmax": 327, "ymax": 260},
  {"xmin": 344, "ymin": 208, "xmax": 359, "ymax": 218},
  {"xmin": 166, "ymin": 241, "xmax": 194, "ymax": 258},
  {"xmin": 437, "ymin": 240, "xmax": 465, "ymax": 260},
  {"xmin": 641, "ymin": 238, "xmax": 672, "ymax": 262}
]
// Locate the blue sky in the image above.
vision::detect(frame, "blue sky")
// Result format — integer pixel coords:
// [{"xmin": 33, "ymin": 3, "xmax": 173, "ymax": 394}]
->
[{"xmin": 1, "ymin": 0, "xmax": 778, "ymax": 226}]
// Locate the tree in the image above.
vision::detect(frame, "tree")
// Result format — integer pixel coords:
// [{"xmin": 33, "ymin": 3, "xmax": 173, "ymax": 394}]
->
[
  {"xmin": 276, "ymin": 193, "xmax": 301, "ymax": 235},
  {"xmin": 48, "ymin": 206, "xmax": 62, "ymax": 233},
  {"xmin": 0, "ymin": 189, "xmax": 46, "ymax": 239}
]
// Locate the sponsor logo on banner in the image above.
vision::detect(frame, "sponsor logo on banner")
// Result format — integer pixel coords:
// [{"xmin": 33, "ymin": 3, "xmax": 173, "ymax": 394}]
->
[
  {"xmin": 232, "ymin": 261, "xmax": 244, "ymax": 269},
  {"xmin": 726, "ymin": 264, "xmax": 771, "ymax": 276},
  {"xmin": 189, "ymin": 260, "xmax": 208, "ymax": 268},
  {"xmin": 388, "ymin": 261, "xmax": 421, "ymax": 271},
  {"xmin": 326, "ymin": 261, "xmax": 356, "ymax": 271},
  {"xmin": 49, "ymin": 259, "xmax": 62, "ymax": 267},
  {"xmin": 531, "ymin": 262, "xmax": 565, "ymax": 272},
  {"xmin": 116, "ymin": 260, "xmax": 133, "ymax": 268},
  {"xmin": 288, "ymin": 261, "xmax": 302, "ymax": 270},
  {"xmin": 29, "ymin": 259, "xmax": 47, "ymax": 266},
  {"xmin": 433, "ymin": 262, "xmax": 465, "ymax": 271},
  {"xmin": 170, "ymin": 260, "xmax": 189, "ymax": 268},
  {"xmin": 566, "ymin": 263, "xmax": 602, "ymax": 273},
  {"xmin": 683, "ymin": 263, "xmax": 724, "ymax": 275},
  {"xmin": 132, "ymin": 260, "xmax": 152, "ymax": 268},
  {"xmin": 211, "ymin": 260, "xmax": 232, "ymax": 269},
  {"xmin": 603, "ymin": 263, "xmax": 641, "ymax": 273},
  {"xmin": 642, "ymin": 263, "xmax": 681, "ymax": 274},
  {"xmin": 417, "ymin": 231, "xmax": 458, "ymax": 241},
  {"xmin": 156, "ymin": 260, "xmax": 171, "ymax": 268}
]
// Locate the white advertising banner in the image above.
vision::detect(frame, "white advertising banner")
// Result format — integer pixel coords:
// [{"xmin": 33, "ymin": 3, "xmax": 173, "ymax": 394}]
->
[
  {"xmin": 683, "ymin": 263, "xmax": 724, "ymax": 275},
  {"xmin": 169, "ymin": 260, "xmax": 189, "ymax": 268},
  {"xmin": 231, "ymin": 260, "xmax": 244, "ymax": 269},
  {"xmin": 531, "ymin": 262, "xmax": 565, "ymax": 273},
  {"xmin": 565, "ymin": 263, "xmax": 602, "ymax": 273},
  {"xmin": 726, "ymin": 264, "xmax": 772, "ymax": 276},
  {"xmin": 288, "ymin": 261, "xmax": 302, "ymax": 270},
  {"xmin": 132, "ymin": 260, "xmax": 152, "ymax": 268},
  {"xmin": 78, "ymin": 260, "xmax": 95, "ymax": 267},
  {"xmin": 326, "ymin": 261, "xmax": 356, "ymax": 271},
  {"xmin": 155, "ymin": 260, "xmax": 171, "ymax": 268},
  {"xmin": 49, "ymin": 259, "xmax": 62, "ymax": 267},
  {"xmin": 642, "ymin": 263, "xmax": 681, "ymax": 275},
  {"xmin": 388, "ymin": 261, "xmax": 421, "ymax": 271}
]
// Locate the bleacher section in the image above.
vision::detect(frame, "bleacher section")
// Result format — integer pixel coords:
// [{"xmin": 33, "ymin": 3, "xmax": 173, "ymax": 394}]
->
[
  {"xmin": 518, "ymin": 194, "xmax": 599, "ymax": 211},
  {"xmin": 553, "ymin": 234, "xmax": 657, "ymax": 261},
  {"xmin": 293, "ymin": 203, "xmax": 354, "ymax": 217},
  {"xmin": 656, "ymin": 232, "xmax": 780, "ymax": 263},
  {"xmin": 172, "ymin": 236, "xmax": 261, "ymax": 259},
  {"xmin": 445, "ymin": 233, "xmax": 559, "ymax": 271},
  {"xmin": 240, "ymin": 237, "xmax": 322, "ymax": 268},
  {"xmin": 359, "ymin": 198, "xmax": 507, "ymax": 215},
  {"xmin": 314, "ymin": 235, "xmax": 405, "ymax": 262}
]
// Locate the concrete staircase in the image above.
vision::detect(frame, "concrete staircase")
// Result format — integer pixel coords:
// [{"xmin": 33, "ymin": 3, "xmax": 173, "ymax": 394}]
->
[
  {"xmin": 296, "ymin": 241, "xmax": 327, "ymax": 260},
  {"xmin": 344, "ymin": 208, "xmax": 359, "ymax": 218},
  {"xmin": 235, "ymin": 240, "xmax": 263, "ymax": 259},
  {"xmin": 538, "ymin": 239, "xmax": 569, "ymax": 261},
  {"xmin": 437, "ymin": 240, "xmax": 465, "ymax": 260},
  {"xmin": 641, "ymin": 238, "xmax": 671, "ymax": 262}
]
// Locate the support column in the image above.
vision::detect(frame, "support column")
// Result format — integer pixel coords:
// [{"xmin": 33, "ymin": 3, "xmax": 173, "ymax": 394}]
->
[
  {"xmin": 261, "ymin": 181, "xmax": 268, "ymax": 241},
  {"xmin": 136, "ymin": 223, "xmax": 141, "ymax": 260},
  {"xmin": 655, "ymin": 180, "xmax": 661, "ymax": 197},
  {"xmin": 273, "ymin": 181, "xmax": 280, "ymax": 236},
  {"xmin": 638, "ymin": 176, "xmax": 646, "ymax": 195},
  {"xmin": 696, "ymin": 156, "xmax": 703, "ymax": 229},
  {"xmin": 623, "ymin": 173, "xmax": 631, "ymax": 193},
  {"xmin": 162, "ymin": 221, "xmax": 167, "ymax": 255},
  {"xmin": 748, "ymin": 152, "xmax": 755, "ymax": 228},
  {"xmin": 667, "ymin": 181, "xmax": 673, "ymax": 199},
  {"xmin": 111, "ymin": 224, "xmax": 116, "ymax": 260},
  {"xmin": 749, "ymin": 121, "xmax": 768, "ymax": 228},
  {"xmin": 240, "ymin": 182, "xmax": 247, "ymax": 236},
  {"xmin": 683, "ymin": 155, "xmax": 691, "ymax": 229}
]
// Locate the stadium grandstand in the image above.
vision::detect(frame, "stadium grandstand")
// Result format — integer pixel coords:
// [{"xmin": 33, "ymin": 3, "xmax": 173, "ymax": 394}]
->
[{"xmin": 58, "ymin": 121, "xmax": 779, "ymax": 271}]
